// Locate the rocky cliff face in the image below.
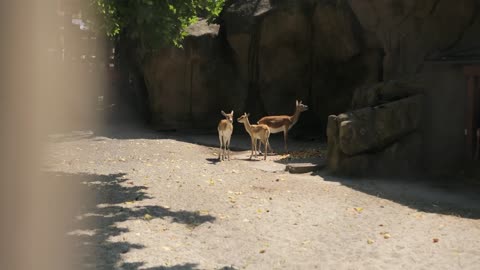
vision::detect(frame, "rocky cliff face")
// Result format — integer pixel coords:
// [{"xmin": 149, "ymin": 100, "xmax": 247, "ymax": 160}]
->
[
  {"xmin": 139, "ymin": 0, "xmax": 480, "ymax": 175},
  {"xmin": 143, "ymin": 0, "xmax": 378, "ymax": 131},
  {"xmin": 142, "ymin": 20, "xmax": 244, "ymax": 129},
  {"xmin": 327, "ymin": 0, "xmax": 480, "ymax": 176},
  {"xmin": 350, "ymin": 0, "xmax": 478, "ymax": 79}
]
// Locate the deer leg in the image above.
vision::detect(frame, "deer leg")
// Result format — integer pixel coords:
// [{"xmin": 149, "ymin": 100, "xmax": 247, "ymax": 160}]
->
[
  {"xmin": 257, "ymin": 139, "xmax": 272, "ymax": 155},
  {"xmin": 218, "ymin": 134, "xmax": 223, "ymax": 161},
  {"xmin": 223, "ymin": 136, "xmax": 227, "ymax": 161},
  {"xmin": 250, "ymin": 137, "xmax": 254, "ymax": 159},
  {"xmin": 227, "ymin": 137, "xmax": 231, "ymax": 161},
  {"xmin": 223, "ymin": 137, "xmax": 227, "ymax": 161},
  {"xmin": 257, "ymin": 139, "xmax": 262, "ymax": 156},
  {"xmin": 283, "ymin": 127, "xmax": 289, "ymax": 153},
  {"xmin": 256, "ymin": 139, "xmax": 261, "ymax": 155},
  {"xmin": 264, "ymin": 139, "xmax": 268, "ymax": 160}
]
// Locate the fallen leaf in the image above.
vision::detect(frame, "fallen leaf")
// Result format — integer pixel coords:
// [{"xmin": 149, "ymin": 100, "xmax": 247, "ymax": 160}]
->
[
  {"xmin": 367, "ymin": 239, "xmax": 375, "ymax": 244},
  {"xmin": 144, "ymin": 214, "xmax": 153, "ymax": 221},
  {"xmin": 433, "ymin": 238, "xmax": 439, "ymax": 243},
  {"xmin": 259, "ymin": 249, "xmax": 266, "ymax": 254},
  {"xmin": 383, "ymin": 233, "xmax": 391, "ymax": 239},
  {"xmin": 354, "ymin": 207, "xmax": 364, "ymax": 213}
]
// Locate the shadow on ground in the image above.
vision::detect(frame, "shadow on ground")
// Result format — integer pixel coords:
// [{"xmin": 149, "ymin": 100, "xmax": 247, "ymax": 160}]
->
[
  {"xmin": 314, "ymin": 170, "xmax": 480, "ymax": 219},
  {"xmin": 120, "ymin": 262, "xmax": 238, "ymax": 270},
  {"xmin": 45, "ymin": 171, "xmax": 217, "ymax": 270}
]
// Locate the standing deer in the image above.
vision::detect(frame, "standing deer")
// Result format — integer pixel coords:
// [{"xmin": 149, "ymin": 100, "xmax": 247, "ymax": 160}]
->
[
  {"xmin": 237, "ymin": 113, "xmax": 271, "ymax": 160},
  {"xmin": 217, "ymin": 110, "xmax": 234, "ymax": 161},
  {"xmin": 257, "ymin": 100, "xmax": 308, "ymax": 153}
]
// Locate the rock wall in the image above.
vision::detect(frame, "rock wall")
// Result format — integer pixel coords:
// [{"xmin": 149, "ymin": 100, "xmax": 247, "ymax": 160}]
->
[
  {"xmin": 326, "ymin": 0, "xmax": 480, "ymax": 176},
  {"xmin": 142, "ymin": 20, "xmax": 244, "ymax": 130},
  {"xmin": 137, "ymin": 0, "xmax": 480, "ymax": 176},
  {"xmin": 350, "ymin": 0, "xmax": 478, "ymax": 80},
  {"xmin": 142, "ymin": 0, "xmax": 377, "ymax": 131}
]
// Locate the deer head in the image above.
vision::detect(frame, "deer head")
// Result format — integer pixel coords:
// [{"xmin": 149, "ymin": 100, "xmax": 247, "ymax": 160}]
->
[
  {"xmin": 296, "ymin": 100, "xmax": 308, "ymax": 112},
  {"xmin": 237, "ymin": 112, "xmax": 250, "ymax": 124},
  {"xmin": 221, "ymin": 110, "xmax": 234, "ymax": 123}
]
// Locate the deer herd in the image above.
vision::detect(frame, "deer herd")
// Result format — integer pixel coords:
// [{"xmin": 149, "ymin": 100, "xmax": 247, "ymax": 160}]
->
[{"xmin": 217, "ymin": 100, "xmax": 308, "ymax": 161}]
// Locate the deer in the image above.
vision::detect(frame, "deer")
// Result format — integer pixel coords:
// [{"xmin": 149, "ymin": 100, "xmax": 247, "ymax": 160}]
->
[
  {"xmin": 237, "ymin": 113, "xmax": 271, "ymax": 160},
  {"xmin": 257, "ymin": 100, "xmax": 308, "ymax": 153},
  {"xmin": 217, "ymin": 110, "xmax": 234, "ymax": 161}
]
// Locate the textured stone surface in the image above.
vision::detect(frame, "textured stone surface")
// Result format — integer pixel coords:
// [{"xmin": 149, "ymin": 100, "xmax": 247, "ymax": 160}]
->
[
  {"xmin": 350, "ymin": 0, "xmax": 477, "ymax": 79},
  {"xmin": 327, "ymin": 81, "xmax": 424, "ymax": 177},
  {"xmin": 135, "ymin": 0, "xmax": 480, "ymax": 176},
  {"xmin": 142, "ymin": 20, "xmax": 244, "ymax": 130},
  {"xmin": 338, "ymin": 95, "xmax": 422, "ymax": 155}
]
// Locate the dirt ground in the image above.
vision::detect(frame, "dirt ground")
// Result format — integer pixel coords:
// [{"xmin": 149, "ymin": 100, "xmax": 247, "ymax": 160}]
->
[{"xmin": 44, "ymin": 125, "xmax": 480, "ymax": 270}]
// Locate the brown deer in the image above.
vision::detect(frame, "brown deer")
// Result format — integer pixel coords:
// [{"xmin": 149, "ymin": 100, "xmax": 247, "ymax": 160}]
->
[
  {"xmin": 217, "ymin": 110, "xmax": 234, "ymax": 161},
  {"xmin": 257, "ymin": 100, "xmax": 308, "ymax": 153},
  {"xmin": 237, "ymin": 113, "xmax": 271, "ymax": 160}
]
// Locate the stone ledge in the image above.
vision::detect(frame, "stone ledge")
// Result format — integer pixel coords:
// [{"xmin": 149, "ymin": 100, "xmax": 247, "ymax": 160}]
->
[{"xmin": 286, "ymin": 160, "xmax": 327, "ymax": 174}]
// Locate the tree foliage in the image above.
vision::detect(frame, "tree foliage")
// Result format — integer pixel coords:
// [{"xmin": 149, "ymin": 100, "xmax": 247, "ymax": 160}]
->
[{"xmin": 89, "ymin": 0, "xmax": 225, "ymax": 49}]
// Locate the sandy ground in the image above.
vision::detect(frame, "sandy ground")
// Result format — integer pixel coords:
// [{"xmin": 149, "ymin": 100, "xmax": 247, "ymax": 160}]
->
[{"xmin": 44, "ymin": 125, "xmax": 480, "ymax": 270}]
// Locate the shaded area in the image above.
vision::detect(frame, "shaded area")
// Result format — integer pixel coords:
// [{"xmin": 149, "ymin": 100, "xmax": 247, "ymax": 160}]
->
[
  {"xmin": 48, "ymin": 120, "xmax": 326, "ymax": 157},
  {"xmin": 316, "ymin": 171, "xmax": 480, "ymax": 219},
  {"xmin": 120, "ymin": 262, "xmax": 238, "ymax": 270},
  {"xmin": 45, "ymin": 172, "xmax": 216, "ymax": 269}
]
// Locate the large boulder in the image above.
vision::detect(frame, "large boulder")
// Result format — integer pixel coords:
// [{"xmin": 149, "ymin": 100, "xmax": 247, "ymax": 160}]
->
[
  {"xmin": 327, "ymin": 81, "xmax": 424, "ymax": 176},
  {"xmin": 339, "ymin": 94, "xmax": 422, "ymax": 155}
]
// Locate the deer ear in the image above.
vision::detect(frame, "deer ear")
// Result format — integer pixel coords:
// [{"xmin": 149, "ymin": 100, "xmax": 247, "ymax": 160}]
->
[
  {"xmin": 221, "ymin": 110, "xmax": 226, "ymax": 116},
  {"xmin": 247, "ymin": 113, "xmax": 250, "ymax": 117},
  {"xmin": 296, "ymin": 100, "xmax": 299, "ymax": 106},
  {"xmin": 230, "ymin": 110, "xmax": 234, "ymax": 115}
]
